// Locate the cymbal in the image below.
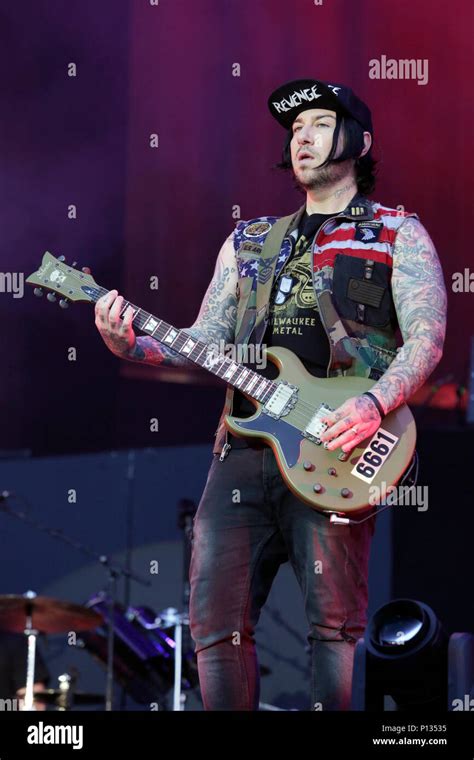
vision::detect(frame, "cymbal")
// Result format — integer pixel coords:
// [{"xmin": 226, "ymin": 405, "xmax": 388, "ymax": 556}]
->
[
  {"xmin": 33, "ymin": 689, "xmax": 104, "ymax": 706},
  {"xmin": 0, "ymin": 595, "xmax": 101, "ymax": 634}
]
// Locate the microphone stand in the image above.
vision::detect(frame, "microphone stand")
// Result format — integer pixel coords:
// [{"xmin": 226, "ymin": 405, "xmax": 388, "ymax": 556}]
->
[{"xmin": 0, "ymin": 492, "xmax": 150, "ymax": 711}]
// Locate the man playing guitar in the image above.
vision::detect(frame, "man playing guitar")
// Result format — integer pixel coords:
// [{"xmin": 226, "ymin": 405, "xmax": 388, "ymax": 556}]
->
[{"xmin": 94, "ymin": 79, "xmax": 447, "ymax": 710}]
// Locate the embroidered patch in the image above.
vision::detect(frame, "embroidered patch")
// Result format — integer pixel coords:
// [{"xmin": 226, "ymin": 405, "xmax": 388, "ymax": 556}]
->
[
  {"xmin": 347, "ymin": 278, "xmax": 385, "ymax": 308},
  {"xmin": 354, "ymin": 222, "xmax": 383, "ymax": 243},
  {"xmin": 257, "ymin": 254, "xmax": 279, "ymax": 284},
  {"xmin": 239, "ymin": 241, "xmax": 262, "ymax": 256},
  {"xmin": 244, "ymin": 221, "xmax": 272, "ymax": 238}
]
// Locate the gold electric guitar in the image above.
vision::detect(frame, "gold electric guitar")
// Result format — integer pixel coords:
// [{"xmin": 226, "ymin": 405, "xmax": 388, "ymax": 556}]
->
[{"xmin": 27, "ymin": 253, "xmax": 416, "ymax": 515}]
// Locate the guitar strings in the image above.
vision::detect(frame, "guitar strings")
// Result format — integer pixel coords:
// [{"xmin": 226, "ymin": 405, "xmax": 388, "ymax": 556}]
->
[{"xmin": 50, "ymin": 266, "xmax": 347, "ymax": 426}]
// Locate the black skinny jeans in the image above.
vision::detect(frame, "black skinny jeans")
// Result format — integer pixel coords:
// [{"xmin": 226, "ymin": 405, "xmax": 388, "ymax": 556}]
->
[{"xmin": 189, "ymin": 438, "xmax": 376, "ymax": 710}]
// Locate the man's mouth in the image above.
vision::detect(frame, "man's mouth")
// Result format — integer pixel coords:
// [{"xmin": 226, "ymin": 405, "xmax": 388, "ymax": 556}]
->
[{"xmin": 298, "ymin": 152, "xmax": 314, "ymax": 161}]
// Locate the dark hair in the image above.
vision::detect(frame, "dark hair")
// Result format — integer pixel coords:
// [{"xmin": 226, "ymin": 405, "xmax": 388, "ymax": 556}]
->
[{"xmin": 272, "ymin": 114, "xmax": 378, "ymax": 196}]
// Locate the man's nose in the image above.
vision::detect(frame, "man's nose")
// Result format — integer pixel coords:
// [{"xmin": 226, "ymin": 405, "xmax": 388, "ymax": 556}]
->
[{"xmin": 296, "ymin": 127, "xmax": 314, "ymax": 144}]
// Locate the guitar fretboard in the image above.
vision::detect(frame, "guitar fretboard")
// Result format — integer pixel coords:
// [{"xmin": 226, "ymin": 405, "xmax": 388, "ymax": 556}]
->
[{"xmin": 85, "ymin": 285, "xmax": 278, "ymax": 403}]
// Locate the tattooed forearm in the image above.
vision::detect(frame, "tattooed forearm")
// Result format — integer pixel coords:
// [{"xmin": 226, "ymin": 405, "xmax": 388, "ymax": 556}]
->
[
  {"xmin": 369, "ymin": 218, "xmax": 447, "ymax": 414},
  {"xmin": 125, "ymin": 327, "xmax": 203, "ymax": 367},
  {"xmin": 191, "ymin": 233, "xmax": 238, "ymax": 345}
]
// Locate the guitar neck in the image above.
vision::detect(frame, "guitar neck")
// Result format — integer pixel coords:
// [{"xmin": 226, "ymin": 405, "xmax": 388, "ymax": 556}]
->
[{"xmin": 84, "ymin": 284, "xmax": 276, "ymax": 404}]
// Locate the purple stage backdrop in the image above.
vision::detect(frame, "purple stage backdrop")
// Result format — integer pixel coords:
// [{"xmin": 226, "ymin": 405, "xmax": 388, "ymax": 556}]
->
[{"xmin": 1, "ymin": 0, "xmax": 472, "ymax": 454}]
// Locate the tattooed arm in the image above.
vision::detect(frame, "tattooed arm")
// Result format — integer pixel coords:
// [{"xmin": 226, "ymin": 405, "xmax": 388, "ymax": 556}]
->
[
  {"xmin": 367, "ymin": 217, "xmax": 446, "ymax": 412},
  {"xmin": 95, "ymin": 231, "xmax": 238, "ymax": 366},
  {"xmin": 321, "ymin": 218, "xmax": 447, "ymax": 452}
]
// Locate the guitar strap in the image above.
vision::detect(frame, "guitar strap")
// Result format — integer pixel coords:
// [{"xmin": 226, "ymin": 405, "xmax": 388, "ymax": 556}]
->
[{"xmin": 253, "ymin": 209, "xmax": 302, "ymax": 342}]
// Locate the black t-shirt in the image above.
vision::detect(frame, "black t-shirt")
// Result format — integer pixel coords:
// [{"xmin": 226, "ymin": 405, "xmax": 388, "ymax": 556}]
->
[
  {"xmin": 232, "ymin": 211, "xmax": 334, "ymax": 419},
  {"xmin": 0, "ymin": 633, "xmax": 50, "ymax": 700}
]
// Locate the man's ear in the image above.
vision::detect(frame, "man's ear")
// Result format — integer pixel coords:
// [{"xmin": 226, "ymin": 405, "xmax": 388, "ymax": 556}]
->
[{"xmin": 359, "ymin": 131, "xmax": 372, "ymax": 158}]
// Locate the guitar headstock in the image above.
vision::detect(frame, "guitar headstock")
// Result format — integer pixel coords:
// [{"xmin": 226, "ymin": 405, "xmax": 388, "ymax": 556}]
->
[{"xmin": 26, "ymin": 252, "xmax": 101, "ymax": 307}]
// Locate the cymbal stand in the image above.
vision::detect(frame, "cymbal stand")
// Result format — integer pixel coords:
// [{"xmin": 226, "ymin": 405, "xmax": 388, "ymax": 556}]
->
[{"xmin": 23, "ymin": 591, "xmax": 38, "ymax": 711}]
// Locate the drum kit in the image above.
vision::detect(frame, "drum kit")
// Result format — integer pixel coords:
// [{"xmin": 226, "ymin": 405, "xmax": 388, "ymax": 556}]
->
[
  {"xmin": 0, "ymin": 493, "xmax": 202, "ymax": 711},
  {"xmin": 0, "ymin": 497, "xmax": 275, "ymax": 711},
  {"xmin": 0, "ymin": 590, "xmax": 199, "ymax": 711}
]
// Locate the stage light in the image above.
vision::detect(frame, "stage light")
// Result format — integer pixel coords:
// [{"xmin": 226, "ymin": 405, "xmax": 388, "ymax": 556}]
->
[{"xmin": 352, "ymin": 599, "xmax": 474, "ymax": 711}]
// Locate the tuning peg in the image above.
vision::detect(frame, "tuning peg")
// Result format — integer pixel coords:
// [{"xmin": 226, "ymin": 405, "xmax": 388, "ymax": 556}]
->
[
  {"xmin": 59, "ymin": 299, "xmax": 69, "ymax": 309},
  {"xmin": 58, "ymin": 255, "xmax": 66, "ymax": 262},
  {"xmin": 81, "ymin": 267, "xmax": 91, "ymax": 275},
  {"xmin": 33, "ymin": 287, "xmax": 43, "ymax": 297},
  {"xmin": 47, "ymin": 293, "xmax": 57, "ymax": 302}
]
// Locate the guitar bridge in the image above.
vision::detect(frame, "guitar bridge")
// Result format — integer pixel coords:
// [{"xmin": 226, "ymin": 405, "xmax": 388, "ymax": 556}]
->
[
  {"xmin": 262, "ymin": 381, "xmax": 298, "ymax": 420},
  {"xmin": 303, "ymin": 403, "xmax": 334, "ymax": 445}
]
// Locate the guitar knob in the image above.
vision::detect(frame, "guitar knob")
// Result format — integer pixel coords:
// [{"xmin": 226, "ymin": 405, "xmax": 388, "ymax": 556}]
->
[
  {"xmin": 328, "ymin": 467, "xmax": 337, "ymax": 476},
  {"xmin": 59, "ymin": 299, "xmax": 69, "ymax": 309},
  {"xmin": 338, "ymin": 451, "xmax": 350, "ymax": 462},
  {"xmin": 58, "ymin": 255, "xmax": 66, "ymax": 262},
  {"xmin": 33, "ymin": 287, "xmax": 43, "ymax": 297},
  {"xmin": 81, "ymin": 267, "xmax": 91, "ymax": 274},
  {"xmin": 340, "ymin": 488, "xmax": 352, "ymax": 498},
  {"xmin": 47, "ymin": 293, "xmax": 56, "ymax": 302},
  {"xmin": 313, "ymin": 483, "xmax": 323, "ymax": 493},
  {"xmin": 303, "ymin": 460, "xmax": 314, "ymax": 471}
]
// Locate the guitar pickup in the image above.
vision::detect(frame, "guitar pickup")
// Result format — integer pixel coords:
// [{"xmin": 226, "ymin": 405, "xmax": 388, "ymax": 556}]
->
[
  {"xmin": 303, "ymin": 403, "xmax": 333, "ymax": 443},
  {"xmin": 263, "ymin": 382, "xmax": 297, "ymax": 419}
]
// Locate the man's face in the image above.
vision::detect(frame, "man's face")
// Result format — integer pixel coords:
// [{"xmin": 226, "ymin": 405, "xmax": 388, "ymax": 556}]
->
[{"xmin": 290, "ymin": 107, "xmax": 346, "ymax": 190}]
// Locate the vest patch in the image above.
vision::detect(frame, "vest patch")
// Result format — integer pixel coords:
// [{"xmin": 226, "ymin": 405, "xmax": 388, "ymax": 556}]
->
[
  {"xmin": 354, "ymin": 221, "xmax": 383, "ymax": 243},
  {"xmin": 258, "ymin": 254, "xmax": 280, "ymax": 284},
  {"xmin": 239, "ymin": 241, "xmax": 262, "ymax": 256},
  {"xmin": 347, "ymin": 278, "xmax": 385, "ymax": 308},
  {"xmin": 244, "ymin": 221, "xmax": 272, "ymax": 238}
]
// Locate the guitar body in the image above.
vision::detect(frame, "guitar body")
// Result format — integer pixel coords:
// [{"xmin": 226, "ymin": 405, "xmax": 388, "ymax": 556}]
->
[{"xmin": 225, "ymin": 346, "xmax": 417, "ymax": 514}]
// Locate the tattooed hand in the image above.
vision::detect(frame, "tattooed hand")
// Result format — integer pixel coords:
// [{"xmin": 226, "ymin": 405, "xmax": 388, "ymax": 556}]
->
[
  {"xmin": 95, "ymin": 289, "xmax": 136, "ymax": 357},
  {"xmin": 319, "ymin": 394, "xmax": 382, "ymax": 453}
]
